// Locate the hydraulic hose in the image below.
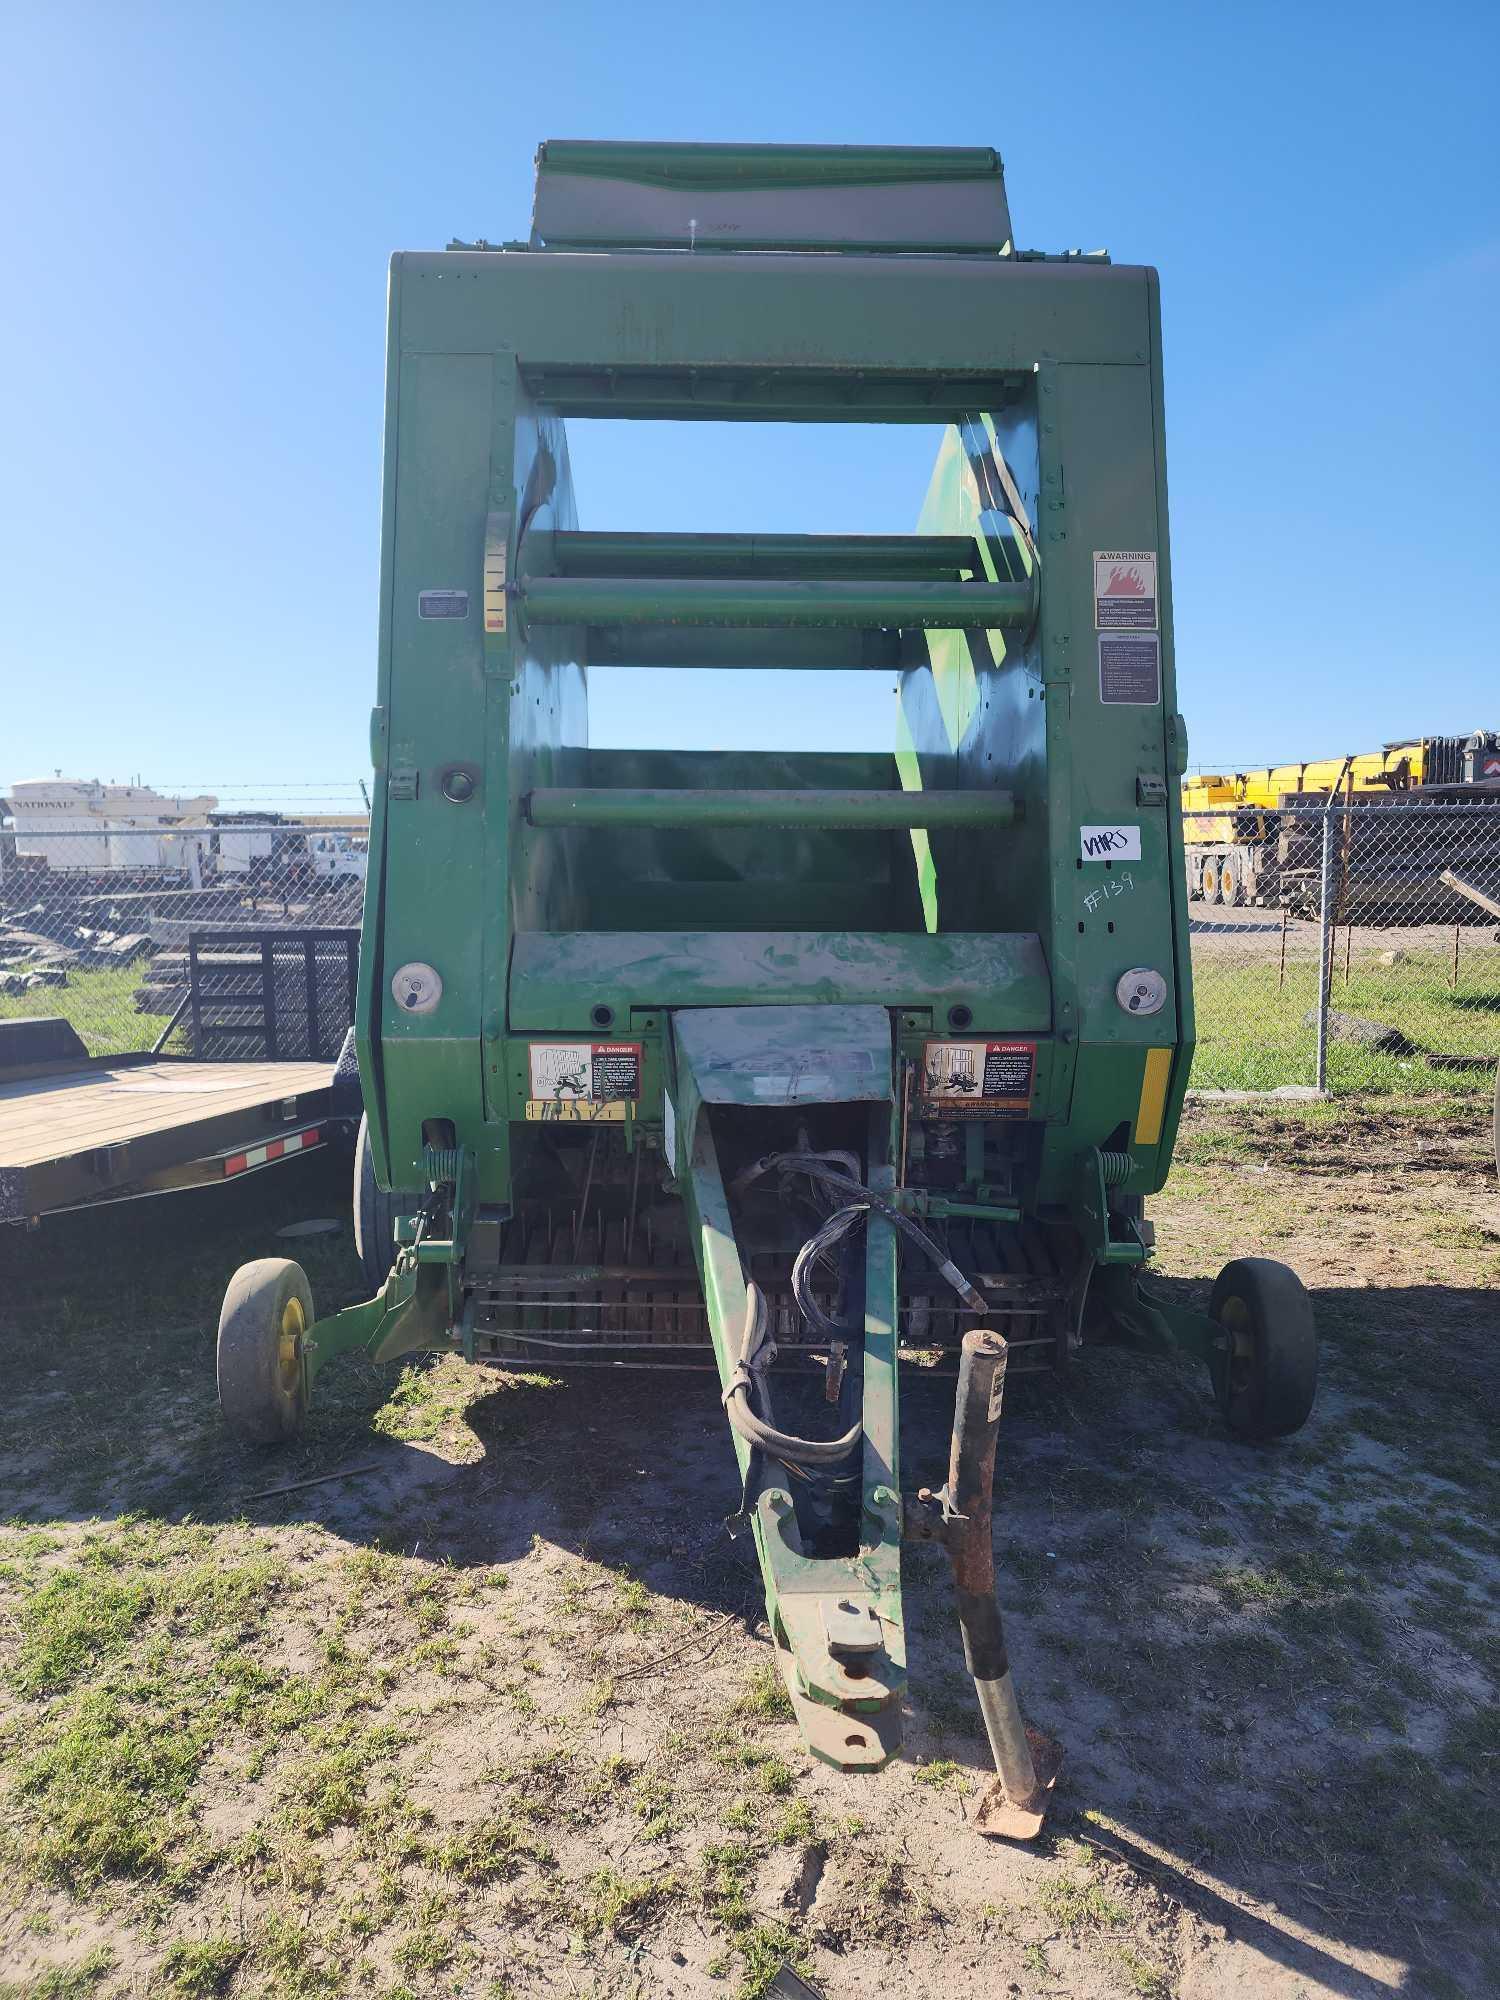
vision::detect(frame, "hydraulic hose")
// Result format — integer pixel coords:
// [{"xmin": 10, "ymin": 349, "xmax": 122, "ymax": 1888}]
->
[
  {"xmin": 722, "ymin": 1281, "xmax": 862, "ymax": 1467},
  {"xmin": 721, "ymin": 1151, "xmax": 991, "ymax": 1473},
  {"xmin": 738, "ymin": 1151, "xmax": 989, "ymax": 1318}
]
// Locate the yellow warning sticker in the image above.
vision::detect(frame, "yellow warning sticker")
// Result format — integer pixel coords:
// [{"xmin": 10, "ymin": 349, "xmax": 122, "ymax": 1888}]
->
[
  {"xmin": 523, "ymin": 1100, "xmax": 630, "ymax": 1123},
  {"xmin": 484, "ymin": 512, "xmax": 508, "ymax": 635}
]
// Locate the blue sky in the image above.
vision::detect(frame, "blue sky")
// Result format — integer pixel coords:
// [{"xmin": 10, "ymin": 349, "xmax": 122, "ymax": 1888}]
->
[{"xmin": 2, "ymin": 1, "xmax": 1495, "ymax": 812}]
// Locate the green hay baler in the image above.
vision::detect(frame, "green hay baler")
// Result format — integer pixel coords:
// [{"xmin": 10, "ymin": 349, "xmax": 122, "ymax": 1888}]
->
[{"xmin": 218, "ymin": 142, "xmax": 1316, "ymax": 1835}]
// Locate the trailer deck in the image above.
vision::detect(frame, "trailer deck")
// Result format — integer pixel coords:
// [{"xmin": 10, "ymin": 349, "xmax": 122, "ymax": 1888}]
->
[{"xmin": 0, "ymin": 1019, "xmax": 334, "ymax": 1223}]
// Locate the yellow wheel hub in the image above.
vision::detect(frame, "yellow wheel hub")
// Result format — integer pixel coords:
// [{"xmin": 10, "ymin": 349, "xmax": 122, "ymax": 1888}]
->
[{"xmin": 276, "ymin": 1296, "xmax": 306, "ymax": 1396}]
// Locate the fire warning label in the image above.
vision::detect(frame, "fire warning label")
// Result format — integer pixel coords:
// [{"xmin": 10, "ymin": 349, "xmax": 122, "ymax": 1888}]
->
[
  {"xmin": 1093, "ymin": 550, "xmax": 1158, "ymax": 630},
  {"xmin": 918, "ymin": 1040, "xmax": 1036, "ymax": 1120},
  {"xmin": 527, "ymin": 1042, "xmax": 642, "ymax": 1106}
]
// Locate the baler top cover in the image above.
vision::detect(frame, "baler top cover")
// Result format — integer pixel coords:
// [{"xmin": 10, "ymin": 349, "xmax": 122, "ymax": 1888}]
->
[{"xmin": 531, "ymin": 139, "xmax": 1013, "ymax": 253}]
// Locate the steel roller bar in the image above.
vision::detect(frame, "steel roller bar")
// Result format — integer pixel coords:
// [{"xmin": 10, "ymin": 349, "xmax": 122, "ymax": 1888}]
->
[
  {"xmin": 525, "ymin": 787, "xmax": 1018, "ymax": 830},
  {"xmin": 551, "ymin": 531, "xmax": 983, "ymax": 580},
  {"xmin": 517, "ymin": 574, "xmax": 1035, "ymax": 630}
]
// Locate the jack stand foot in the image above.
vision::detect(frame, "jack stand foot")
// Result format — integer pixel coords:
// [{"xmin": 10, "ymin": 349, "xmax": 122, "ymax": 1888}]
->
[{"xmin": 972, "ymin": 1725, "xmax": 1062, "ymax": 1840}]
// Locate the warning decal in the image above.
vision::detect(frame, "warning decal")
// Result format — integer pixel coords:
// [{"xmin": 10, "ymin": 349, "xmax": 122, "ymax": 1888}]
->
[
  {"xmin": 1093, "ymin": 551, "xmax": 1158, "ymax": 631},
  {"xmin": 1099, "ymin": 633, "xmax": 1162, "ymax": 706},
  {"xmin": 918, "ymin": 1039, "xmax": 1036, "ymax": 1121},
  {"xmin": 527, "ymin": 1041, "xmax": 642, "ymax": 1106}
]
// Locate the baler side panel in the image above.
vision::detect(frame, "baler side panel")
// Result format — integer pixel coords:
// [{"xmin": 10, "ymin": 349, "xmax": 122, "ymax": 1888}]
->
[
  {"xmin": 1147, "ymin": 269, "xmax": 1196, "ymax": 1169},
  {"xmin": 354, "ymin": 256, "xmax": 408, "ymax": 1189},
  {"xmin": 1036, "ymin": 354, "xmax": 1184, "ymax": 1197},
  {"xmin": 375, "ymin": 345, "xmax": 495, "ymax": 1188}
]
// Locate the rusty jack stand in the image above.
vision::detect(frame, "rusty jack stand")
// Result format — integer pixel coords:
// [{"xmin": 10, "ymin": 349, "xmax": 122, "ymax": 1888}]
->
[{"xmin": 918, "ymin": 1328, "xmax": 1062, "ymax": 1839}]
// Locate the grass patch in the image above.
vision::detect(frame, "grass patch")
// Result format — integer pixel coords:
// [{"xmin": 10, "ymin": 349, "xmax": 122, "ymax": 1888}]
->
[
  {"xmin": 732, "ymin": 1660, "xmax": 793, "ymax": 1724},
  {"xmin": 13, "ymin": 1568, "xmax": 152, "ymax": 1696},
  {"xmin": 434, "ymin": 1810, "xmax": 551, "ymax": 1883},
  {"xmin": 1191, "ymin": 944, "xmax": 1500, "ymax": 1097},
  {"xmin": 12, "ymin": 1687, "xmax": 205, "ymax": 1887},
  {"xmin": 1037, "ymin": 1866, "xmax": 1129, "ymax": 1933},
  {"xmin": 580, "ymin": 1865, "xmax": 676, "ymax": 1940},
  {"xmin": 155, "ymin": 1936, "xmax": 246, "ymax": 1997}
]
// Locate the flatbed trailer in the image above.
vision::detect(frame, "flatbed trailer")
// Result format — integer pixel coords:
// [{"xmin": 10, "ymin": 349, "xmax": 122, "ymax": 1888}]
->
[{"xmin": 0, "ymin": 1017, "xmax": 335, "ymax": 1225}]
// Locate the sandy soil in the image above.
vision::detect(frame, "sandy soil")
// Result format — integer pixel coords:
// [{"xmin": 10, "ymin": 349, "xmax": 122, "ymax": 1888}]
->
[{"xmin": 0, "ymin": 1096, "xmax": 1495, "ymax": 2000}]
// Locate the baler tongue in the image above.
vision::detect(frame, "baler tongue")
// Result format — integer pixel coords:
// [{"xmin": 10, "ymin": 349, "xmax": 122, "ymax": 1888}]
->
[
  {"xmin": 672, "ymin": 1004, "xmax": 908, "ymax": 1770},
  {"xmin": 671, "ymin": 1008, "xmax": 1057, "ymax": 1830}
]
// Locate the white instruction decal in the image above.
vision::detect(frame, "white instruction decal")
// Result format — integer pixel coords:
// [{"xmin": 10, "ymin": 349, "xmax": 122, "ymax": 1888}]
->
[
  {"xmin": 1093, "ymin": 550, "xmax": 1157, "ymax": 630},
  {"xmin": 1098, "ymin": 632, "xmax": 1162, "ymax": 705},
  {"xmin": 1080, "ymin": 824, "xmax": 1142, "ymax": 862}
]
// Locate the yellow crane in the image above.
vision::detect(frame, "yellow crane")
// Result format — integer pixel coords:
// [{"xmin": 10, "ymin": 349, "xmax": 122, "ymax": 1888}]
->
[{"xmin": 1180, "ymin": 732, "xmax": 1500, "ymax": 909}]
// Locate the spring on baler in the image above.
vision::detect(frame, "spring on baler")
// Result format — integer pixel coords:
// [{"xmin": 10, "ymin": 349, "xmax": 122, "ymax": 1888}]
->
[{"xmin": 1099, "ymin": 1150, "xmax": 1133, "ymax": 1186}]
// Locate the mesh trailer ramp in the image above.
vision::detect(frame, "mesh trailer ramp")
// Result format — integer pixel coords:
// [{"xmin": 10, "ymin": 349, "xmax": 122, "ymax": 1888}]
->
[{"xmin": 215, "ymin": 141, "xmax": 1317, "ymax": 1837}]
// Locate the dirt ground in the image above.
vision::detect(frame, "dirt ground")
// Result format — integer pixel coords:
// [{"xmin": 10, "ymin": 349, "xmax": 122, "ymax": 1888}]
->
[{"xmin": 0, "ymin": 1094, "xmax": 1495, "ymax": 2000}]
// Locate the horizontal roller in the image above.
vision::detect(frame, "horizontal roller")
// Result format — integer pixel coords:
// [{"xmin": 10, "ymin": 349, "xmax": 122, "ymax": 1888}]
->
[
  {"xmin": 524, "ymin": 787, "xmax": 1018, "ymax": 830},
  {"xmin": 585, "ymin": 624, "xmax": 905, "ymax": 670},
  {"xmin": 552, "ymin": 532, "xmax": 982, "ymax": 581},
  {"xmin": 517, "ymin": 574, "xmax": 1035, "ymax": 631}
]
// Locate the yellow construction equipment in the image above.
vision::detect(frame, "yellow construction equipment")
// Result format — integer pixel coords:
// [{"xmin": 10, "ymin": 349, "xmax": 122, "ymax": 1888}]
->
[{"xmin": 1182, "ymin": 731, "xmax": 1500, "ymax": 910}]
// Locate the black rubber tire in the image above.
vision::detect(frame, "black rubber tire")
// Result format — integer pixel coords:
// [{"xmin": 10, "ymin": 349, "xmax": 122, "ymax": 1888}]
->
[
  {"xmin": 1209, "ymin": 1256, "xmax": 1317, "ymax": 1441},
  {"xmin": 218, "ymin": 1257, "xmax": 313, "ymax": 1443},
  {"xmin": 353, "ymin": 1113, "xmax": 418, "ymax": 1295}
]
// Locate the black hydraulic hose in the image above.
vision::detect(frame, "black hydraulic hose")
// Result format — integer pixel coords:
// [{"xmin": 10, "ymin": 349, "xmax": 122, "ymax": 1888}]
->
[
  {"xmin": 720, "ymin": 1151, "xmax": 991, "ymax": 1475},
  {"xmin": 738, "ymin": 1151, "xmax": 989, "ymax": 1317},
  {"xmin": 790, "ymin": 1203, "xmax": 867, "ymax": 1340},
  {"xmin": 722, "ymin": 1282, "xmax": 862, "ymax": 1468}
]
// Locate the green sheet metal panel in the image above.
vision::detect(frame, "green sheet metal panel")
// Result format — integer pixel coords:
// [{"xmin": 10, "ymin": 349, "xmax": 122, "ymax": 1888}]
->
[
  {"xmin": 672, "ymin": 1002, "xmax": 893, "ymax": 1178},
  {"xmin": 391, "ymin": 251, "xmax": 1152, "ymax": 382},
  {"xmin": 508, "ymin": 930, "xmax": 1051, "ymax": 1031},
  {"xmin": 373, "ymin": 350, "xmax": 496, "ymax": 1187}
]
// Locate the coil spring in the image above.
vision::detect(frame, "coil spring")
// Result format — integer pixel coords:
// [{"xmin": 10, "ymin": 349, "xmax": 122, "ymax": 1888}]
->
[
  {"xmin": 1099, "ymin": 1149, "xmax": 1133, "ymax": 1187},
  {"xmin": 423, "ymin": 1145, "xmax": 462, "ymax": 1185}
]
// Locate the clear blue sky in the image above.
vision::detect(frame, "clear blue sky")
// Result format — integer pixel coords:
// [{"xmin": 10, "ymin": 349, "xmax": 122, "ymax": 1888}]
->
[{"xmin": 2, "ymin": 1, "xmax": 1496, "ymax": 811}]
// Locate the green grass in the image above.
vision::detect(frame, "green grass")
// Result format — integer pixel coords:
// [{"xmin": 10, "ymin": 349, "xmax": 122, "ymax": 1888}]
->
[
  {"xmin": 1036, "ymin": 1866, "xmax": 1129, "ymax": 1932},
  {"xmin": 0, "ymin": 956, "xmax": 174, "ymax": 1055},
  {"xmin": 156, "ymin": 1936, "xmax": 246, "ymax": 1997},
  {"xmin": 732, "ymin": 1660, "xmax": 794, "ymax": 1723},
  {"xmin": 1190, "ymin": 944, "xmax": 1499, "ymax": 1095}
]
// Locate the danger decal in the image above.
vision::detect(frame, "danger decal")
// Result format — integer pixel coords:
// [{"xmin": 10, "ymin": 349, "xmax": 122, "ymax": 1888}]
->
[
  {"xmin": 918, "ymin": 1039, "xmax": 1036, "ymax": 1121},
  {"xmin": 527, "ymin": 1041, "xmax": 642, "ymax": 1106}
]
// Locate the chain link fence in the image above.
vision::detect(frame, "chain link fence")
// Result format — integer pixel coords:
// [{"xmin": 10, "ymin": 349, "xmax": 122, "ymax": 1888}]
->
[
  {"xmin": 1186, "ymin": 800, "xmax": 1500, "ymax": 1096},
  {"xmin": 0, "ymin": 823, "xmax": 366, "ymax": 1060},
  {"xmin": 3, "ymin": 806, "xmax": 1497, "ymax": 1101}
]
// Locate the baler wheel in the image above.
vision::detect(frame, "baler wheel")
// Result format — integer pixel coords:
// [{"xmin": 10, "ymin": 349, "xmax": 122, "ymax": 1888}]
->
[
  {"xmin": 353, "ymin": 1114, "xmax": 420, "ymax": 1295},
  {"xmin": 1209, "ymin": 1257, "xmax": 1317, "ymax": 1441},
  {"xmin": 218, "ymin": 1258, "xmax": 313, "ymax": 1443}
]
